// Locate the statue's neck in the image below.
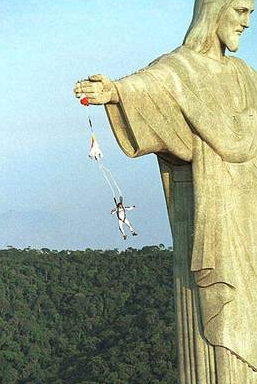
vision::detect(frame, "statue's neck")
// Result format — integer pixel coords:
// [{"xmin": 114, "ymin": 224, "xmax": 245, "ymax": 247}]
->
[{"xmin": 205, "ymin": 39, "xmax": 227, "ymax": 63}]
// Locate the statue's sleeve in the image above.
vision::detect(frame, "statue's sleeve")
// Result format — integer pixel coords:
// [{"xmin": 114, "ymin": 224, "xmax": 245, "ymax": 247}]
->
[{"xmin": 105, "ymin": 66, "xmax": 193, "ymax": 162}]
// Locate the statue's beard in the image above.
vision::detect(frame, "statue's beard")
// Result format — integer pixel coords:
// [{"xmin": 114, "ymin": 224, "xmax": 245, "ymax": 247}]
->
[{"xmin": 225, "ymin": 34, "xmax": 240, "ymax": 52}]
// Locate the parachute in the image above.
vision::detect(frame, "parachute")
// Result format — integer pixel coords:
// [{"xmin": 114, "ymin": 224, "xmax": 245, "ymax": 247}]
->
[
  {"xmin": 80, "ymin": 95, "xmax": 123, "ymax": 201},
  {"xmin": 89, "ymin": 133, "xmax": 103, "ymax": 161},
  {"xmin": 78, "ymin": 94, "xmax": 138, "ymax": 239}
]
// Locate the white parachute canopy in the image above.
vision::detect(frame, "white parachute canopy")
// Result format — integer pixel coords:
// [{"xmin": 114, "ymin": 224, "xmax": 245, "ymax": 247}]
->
[{"xmin": 89, "ymin": 133, "xmax": 103, "ymax": 161}]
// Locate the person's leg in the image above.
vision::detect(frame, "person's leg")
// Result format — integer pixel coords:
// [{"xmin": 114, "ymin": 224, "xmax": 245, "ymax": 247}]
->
[
  {"xmin": 118, "ymin": 220, "xmax": 127, "ymax": 239},
  {"xmin": 124, "ymin": 218, "xmax": 137, "ymax": 235}
]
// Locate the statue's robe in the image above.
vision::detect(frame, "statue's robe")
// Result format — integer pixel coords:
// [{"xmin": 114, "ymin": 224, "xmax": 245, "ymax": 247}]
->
[{"xmin": 105, "ymin": 45, "xmax": 257, "ymax": 383}]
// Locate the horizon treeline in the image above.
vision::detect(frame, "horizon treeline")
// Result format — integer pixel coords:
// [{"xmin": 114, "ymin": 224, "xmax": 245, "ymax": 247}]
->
[{"xmin": 0, "ymin": 246, "xmax": 177, "ymax": 384}]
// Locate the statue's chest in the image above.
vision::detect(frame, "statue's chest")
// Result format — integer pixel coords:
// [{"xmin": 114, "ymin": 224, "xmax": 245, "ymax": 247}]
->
[{"xmin": 197, "ymin": 66, "xmax": 249, "ymax": 114}]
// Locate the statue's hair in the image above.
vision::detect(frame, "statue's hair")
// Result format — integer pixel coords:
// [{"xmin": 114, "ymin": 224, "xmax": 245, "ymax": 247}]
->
[{"xmin": 183, "ymin": 0, "xmax": 234, "ymax": 53}]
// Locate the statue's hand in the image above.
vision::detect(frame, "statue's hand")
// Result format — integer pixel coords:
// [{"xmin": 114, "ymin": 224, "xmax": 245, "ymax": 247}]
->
[{"xmin": 74, "ymin": 74, "xmax": 119, "ymax": 104}]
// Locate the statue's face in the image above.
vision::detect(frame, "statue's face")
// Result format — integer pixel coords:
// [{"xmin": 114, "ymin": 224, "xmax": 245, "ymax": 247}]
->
[{"xmin": 217, "ymin": 0, "xmax": 255, "ymax": 52}]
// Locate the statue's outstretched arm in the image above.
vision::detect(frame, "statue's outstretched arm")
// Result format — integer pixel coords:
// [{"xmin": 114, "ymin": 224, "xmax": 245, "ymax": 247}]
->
[{"xmin": 74, "ymin": 74, "xmax": 119, "ymax": 105}]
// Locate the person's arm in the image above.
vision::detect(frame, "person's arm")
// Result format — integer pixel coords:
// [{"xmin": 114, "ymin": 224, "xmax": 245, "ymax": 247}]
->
[{"xmin": 125, "ymin": 206, "xmax": 135, "ymax": 211}]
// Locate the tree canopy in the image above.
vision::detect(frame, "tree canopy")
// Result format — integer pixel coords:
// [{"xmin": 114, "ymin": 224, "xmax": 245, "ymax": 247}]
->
[{"xmin": 0, "ymin": 246, "xmax": 177, "ymax": 384}]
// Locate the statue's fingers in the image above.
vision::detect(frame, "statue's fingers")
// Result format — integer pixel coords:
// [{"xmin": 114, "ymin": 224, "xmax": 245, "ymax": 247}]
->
[
  {"xmin": 78, "ymin": 88, "xmax": 95, "ymax": 95},
  {"xmin": 74, "ymin": 86, "xmax": 83, "ymax": 97},
  {"xmin": 73, "ymin": 83, "xmax": 84, "ymax": 93},
  {"xmin": 74, "ymin": 79, "xmax": 92, "ymax": 92},
  {"xmin": 88, "ymin": 74, "xmax": 110, "ymax": 83},
  {"xmin": 87, "ymin": 96, "xmax": 99, "ymax": 105},
  {"xmin": 87, "ymin": 95, "xmax": 106, "ymax": 105},
  {"xmin": 81, "ymin": 83, "xmax": 103, "ymax": 93},
  {"xmin": 73, "ymin": 83, "xmax": 94, "ymax": 97},
  {"xmin": 79, "ymin": 79, "xmax": 91, "ymax": 87}
]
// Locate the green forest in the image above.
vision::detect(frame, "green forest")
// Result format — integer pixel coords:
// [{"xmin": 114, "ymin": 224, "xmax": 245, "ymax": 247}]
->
[{"xmin": 0, "ymin": 246, "xmax": 177, "ymax": 384}]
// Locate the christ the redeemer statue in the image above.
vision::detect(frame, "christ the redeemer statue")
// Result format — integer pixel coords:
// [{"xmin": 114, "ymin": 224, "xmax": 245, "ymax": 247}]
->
[{"xmin": 74, "ymin": 1, "xmax": 257, "ymax": 382}]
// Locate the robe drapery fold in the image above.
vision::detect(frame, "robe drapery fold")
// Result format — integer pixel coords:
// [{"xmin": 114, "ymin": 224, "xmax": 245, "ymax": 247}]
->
[{"xmin": 105, "ymin": 46, "xmax": 257, "ymax": 373}]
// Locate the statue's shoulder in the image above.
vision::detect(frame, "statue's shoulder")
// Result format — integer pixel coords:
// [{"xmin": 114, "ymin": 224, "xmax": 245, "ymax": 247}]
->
[
  {"xmin": 229, "ymin": 55, "xmax": 257, "ymax": 76},
  {"xmin": 148, "ymin": 46, "xmax": 183, "ymax": 68},
  {"xmin": 118, "ymin": 46, "xmax": 201, "ymax": 81},
  {"xmin": 117, "ymin": 47, "xmax": 182, "ymax": 81},
  {"xmin": 229, "ymin": 55, "xmax": 248, "ymax": 66}
]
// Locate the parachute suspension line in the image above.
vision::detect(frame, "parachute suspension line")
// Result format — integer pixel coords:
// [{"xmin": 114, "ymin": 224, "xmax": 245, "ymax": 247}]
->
[
  {"xmin": 98, "ymin": 163, "xmax": 116, "ymax": 198},
  {"xmin": 87, "ymin": 115, "xmax": 93, "ymax": 133},
  {"xmin": 98, "ymin": 162, "xmax": 123, "ymax": 199},
  {"xmin": 80, "ymin": 95, "xmax": 123, "ymax": 201},
  {"xmin": 80, "ymin": 94, "xmax": 94, "ymax": 132},
  {"xmin": 101, "ymin": 165, "xmax": 122, "ymax": 197}
]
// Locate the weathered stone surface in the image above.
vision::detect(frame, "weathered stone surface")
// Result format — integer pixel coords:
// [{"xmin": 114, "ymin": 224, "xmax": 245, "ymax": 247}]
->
[{"xmin": 74, "ymin": 1, "xmax": 257, "ymax": 382}]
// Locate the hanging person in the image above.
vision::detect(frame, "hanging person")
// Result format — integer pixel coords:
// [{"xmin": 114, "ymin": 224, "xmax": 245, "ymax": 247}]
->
[
  {"xmin": 111, "ymin": 197, "xmax": 138, "ymax": 240},
  {"xmin": 80, "ymin": 95, "xmax": 139, "ymax": 239}
]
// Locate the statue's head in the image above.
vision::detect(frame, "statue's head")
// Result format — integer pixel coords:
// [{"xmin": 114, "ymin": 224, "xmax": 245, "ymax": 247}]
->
[{"xmin": 184, "ymin": 0, "xmax": 255, "ymax": 54}]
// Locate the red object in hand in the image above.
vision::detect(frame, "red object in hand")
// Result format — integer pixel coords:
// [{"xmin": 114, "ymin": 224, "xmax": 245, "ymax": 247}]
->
[{"xmin": 80, "ymin": 96, "xmax": 89, "ymax": 106}]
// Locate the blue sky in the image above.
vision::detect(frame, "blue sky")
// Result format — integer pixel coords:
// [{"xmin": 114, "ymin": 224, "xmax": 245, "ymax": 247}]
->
[{"xmin": 0, "ymin": 0, "xmax": 256, "ymax": 250}]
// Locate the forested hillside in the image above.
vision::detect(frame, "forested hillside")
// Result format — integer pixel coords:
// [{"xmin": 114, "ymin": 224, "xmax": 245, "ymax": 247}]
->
[{"xmin": 0, "ymin": 246, "xmax": 177, "ymax": 384}]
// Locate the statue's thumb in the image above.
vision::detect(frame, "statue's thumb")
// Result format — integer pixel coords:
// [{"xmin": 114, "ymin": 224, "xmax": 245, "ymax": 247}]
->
[{"xmin": 89, "ymin": 74, "xmax": 107, "ymax": 82}]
